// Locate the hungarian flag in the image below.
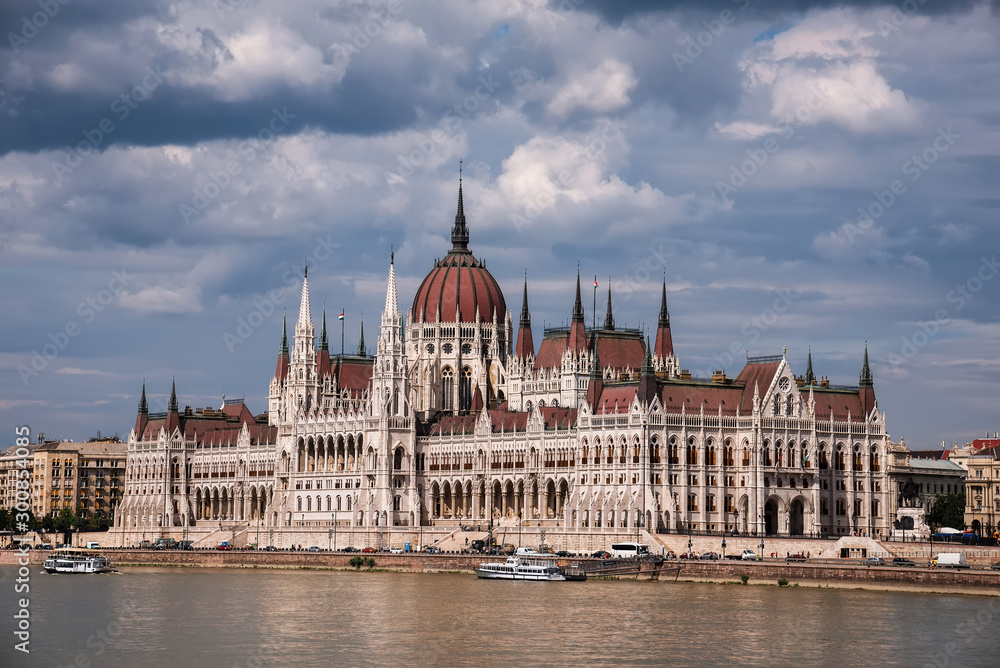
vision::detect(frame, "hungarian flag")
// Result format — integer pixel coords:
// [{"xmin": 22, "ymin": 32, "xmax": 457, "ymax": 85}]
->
[
  {"xmin": 594, "ymin": 278, "xmax": 599, "ymax": 287},
  {"xmin": 338, "ymin": 312, "xmax": 345, "ymax": 321}
]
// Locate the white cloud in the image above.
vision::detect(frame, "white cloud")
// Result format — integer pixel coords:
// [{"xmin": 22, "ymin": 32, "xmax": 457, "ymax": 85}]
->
[
  {"xmin": 547, "ymin": 60, "xmax": 637, "ymax": 119},
  {"xmin": 118, "ymin": 285, "xmax": 203, "ymax": 315},
  {"xmin": 733, "ymin": 8, "xmax": 922, "ymax": 135}
]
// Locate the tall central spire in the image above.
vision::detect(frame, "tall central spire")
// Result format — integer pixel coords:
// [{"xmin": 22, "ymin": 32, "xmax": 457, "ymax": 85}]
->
[
  {"xmin": 520, "ymin": 275, "xmax": 531, "ymax": 328},
  {"xmin": 451, "ymin": 161, "xmax": 469, "ymax": 252},
  {"xmin": 572, "ymin": 268, "xmax": 584, "ymax": 322}
]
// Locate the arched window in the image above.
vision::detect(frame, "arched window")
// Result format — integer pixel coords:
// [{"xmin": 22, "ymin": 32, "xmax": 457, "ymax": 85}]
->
[
  {"xmin": 442, "ymin": 367, "xmax": 454, "ymax": 411},
  {"xmin": 459, "ymin": 367, "xmax": 473, "ymax": 411},
  {"xmin": 869, "ymin": 446, "xmax": 881, "ymax": 472},
  {"xmin": 786, "ymin": 395, "xmax": 794, "ymax": 416},
  {"xmin": 773, "ymin": 395, "xmax": 781, "ymax": 415}
]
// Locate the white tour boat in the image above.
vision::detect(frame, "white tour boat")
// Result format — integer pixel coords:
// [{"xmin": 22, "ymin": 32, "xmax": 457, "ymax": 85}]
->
[
  {"xmin": 43, "ymin": 548, "xmax": 116, "ymax": 574},
  {"xmin": 474, "ymin": 555, "xmax": 566, "ymax": 581}
]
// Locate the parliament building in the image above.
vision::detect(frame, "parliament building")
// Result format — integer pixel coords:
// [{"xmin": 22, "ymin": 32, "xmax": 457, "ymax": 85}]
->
[{"xmin": 112, "ymin": 181, "xmax": 903, "ymax": 549}]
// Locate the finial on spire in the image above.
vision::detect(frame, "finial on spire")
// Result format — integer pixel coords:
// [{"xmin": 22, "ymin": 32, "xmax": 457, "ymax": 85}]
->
[
  {"xmin": 390, "ymin": 244, "xmax": 394, "ymax": 265},
  {"xmin": 805, "ymin": 347, "xmax": 815, "ymax": 385},
  {"xmin": 304, "ymin": 259, "xmax": 308, "ymax": 278},
  {"xmin": 357, "ymin": 316, "xmax": 366, "ymax": 357},
  {"xmin": 138, "ymin": 379, "xmax": 148, "ymax": 414}
]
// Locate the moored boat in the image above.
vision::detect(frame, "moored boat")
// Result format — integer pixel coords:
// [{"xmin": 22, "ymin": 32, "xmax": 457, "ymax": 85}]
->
[
  {"xmin": 43, "ymin": 548, "xmax": 116, "ymax": 574},
  {"xmin": 474, "ymin": 555, "xmax": 567, "ymax": 581}
]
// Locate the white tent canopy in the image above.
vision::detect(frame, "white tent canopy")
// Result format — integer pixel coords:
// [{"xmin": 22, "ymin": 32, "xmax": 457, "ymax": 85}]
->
[{"xmin": 937, "ymin": 527, "xmax": 962, "ymax": 534}]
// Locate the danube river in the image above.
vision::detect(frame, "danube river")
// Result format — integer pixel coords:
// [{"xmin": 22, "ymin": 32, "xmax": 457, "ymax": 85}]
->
[{"xmin": 2, "ymin": 566, "xmax": 997, "ymax": 667}]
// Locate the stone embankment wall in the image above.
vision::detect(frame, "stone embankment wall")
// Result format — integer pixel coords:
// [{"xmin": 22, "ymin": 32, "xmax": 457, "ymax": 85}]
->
[{"xmin": 3, "ymin": 549, "xmax": 998, "ymax": 593}]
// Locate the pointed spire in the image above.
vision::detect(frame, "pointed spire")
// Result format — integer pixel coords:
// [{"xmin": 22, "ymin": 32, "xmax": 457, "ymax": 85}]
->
[
  {"xmin": 604, "ymin": 280, "xmax": 615, "ymax": 330},
  {"xmin": 572, "ymin": 268, "xmax": 584, "ymax": 322},
  {"xmin": 384, "ymin": 253, "xmax": 399, "ymax": 318},
  {"xmin": 859, "ymin": 343, "xmax": 874, "ymax": 388},
  {"xmin": 297, "ymin": 267, "xmax": 312, "ymax": 329},
  {"xmin": 138, "ymin": 380, "xmax": 148, "ymax": 414},
  {"xmin": 451, "ymin": 161, "xmax": 469, "ymax": 252},
  {"xmin": 520, "ymin": 273, "xmax": 531, "ymax": 329},
  {"xmin": 658, "ymin": 277, "xmax": 670, "ymax": 327},
  {"xmin": 357, "ymin": 317, "xmax": 366, "ymax": 357},
  {"xmin": 319, "ymin": 307, "xmax": 329, "ymax": 352},
  {"xmin": 805, "ymin": 347, "xmax": 815, "ymax": 385},
  {"xmin": 168, "ymin": 377, "xmax": 178, "ymax": 412},
  {"xmin": 280, "ymin": 310, "xmax": 289, "ymax": 354}
]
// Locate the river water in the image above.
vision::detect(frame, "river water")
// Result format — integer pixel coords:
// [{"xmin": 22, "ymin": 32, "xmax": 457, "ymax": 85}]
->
[{"xmin": 1, "ymin": 565, "xmax": 997, "ymax": 667}]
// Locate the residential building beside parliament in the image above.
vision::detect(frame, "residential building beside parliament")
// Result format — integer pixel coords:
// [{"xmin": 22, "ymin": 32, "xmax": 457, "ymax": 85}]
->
[{"xmin": 112, "ymin": 183, "xmax": 916, "ymax": 547}]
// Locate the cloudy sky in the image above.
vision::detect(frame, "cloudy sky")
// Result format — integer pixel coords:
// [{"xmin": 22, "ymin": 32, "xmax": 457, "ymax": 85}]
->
[{"xmin": 1, "ymin": 0, "xmax": 998, "ymax": 449}]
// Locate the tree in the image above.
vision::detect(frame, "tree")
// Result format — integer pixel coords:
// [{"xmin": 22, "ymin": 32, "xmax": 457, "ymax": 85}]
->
[{"xmin": 928, "ymin": 493, "xmax": 966, "ymax": 531}]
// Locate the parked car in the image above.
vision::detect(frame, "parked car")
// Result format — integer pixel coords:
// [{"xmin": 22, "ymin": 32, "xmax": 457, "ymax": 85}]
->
[
  {"xmin": 307, "ymin": 546, "xmax": 321, "ymax": 552},
  {"xmin": 892, "ymin": 557, "xmax": 916, "ymax": 567},
  {"xmin": 389, "ymin": 547, "xmax": 403, "ymax": 554},
  {"xmin": 862, "ymin": 557, "xmax": 885, "ymax": 566},
  {"xmin": 699, "ymin": 552, "xmax": 720, "ymax": 560},
  {"xmin": 740, "ymin": 549, "xmax": 759, "ymax": 561},
  {"xmin": 216, "ymin": 544, "xmax": 232, "ymax": 551},
  {"xmin": 785, "ymin": 553, "xmax": 807, "ymax": 563},
  {"xmin": 264, "ymin": 546, "xmax": 278, "ymax": 552},
  {"xmin": 342, "ymin": 546, "xmax": 359, "ymax": 553},
  {"xmin": 362, "ymin": 547, "xmax": 377, "ymax": 553},
  {"xmin": 991, "ymin": 561, "xmax": 1000, "ymax": 570},
  {"xmin": 591, "ymin": 550, "xmax": 611, "ymax": 559},
  {"xmin": 678, "ymin": 551, "xmax": 699, "ymax": 560},
  {"xmin": 423, "ymin": 546, "xmax": 441, "ymax": 554},
  {"xmin": 556, "ymin": 550, "xmax": 572, "ymax": 557}
]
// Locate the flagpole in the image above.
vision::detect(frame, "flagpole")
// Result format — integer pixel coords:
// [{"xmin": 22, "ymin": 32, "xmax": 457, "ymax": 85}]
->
[{"xmin": 341, "ymin": 310, "xmax": 345, "ymax": 357}]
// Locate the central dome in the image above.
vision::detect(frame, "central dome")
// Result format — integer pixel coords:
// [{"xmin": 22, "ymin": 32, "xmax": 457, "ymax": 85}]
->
[{"xmin": 411, "ymin": 179, "xmax": 506, "ymax": 324}]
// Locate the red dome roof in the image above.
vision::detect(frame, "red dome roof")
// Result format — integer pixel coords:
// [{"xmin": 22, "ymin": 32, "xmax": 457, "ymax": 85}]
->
[
  {"xmin": 411, "ymin": 176, "xmax": 506, "ymax": 323},
  {"xmin": 412, "ymin": 251, "xmax": 506, "ymax": 323}
]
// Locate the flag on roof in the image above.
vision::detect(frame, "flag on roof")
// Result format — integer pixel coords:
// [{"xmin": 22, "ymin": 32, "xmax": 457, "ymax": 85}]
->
[
  {"xmin": 338, "ymin": 312, "xmax": 345, "ymax": 320},
  {"xmin": 594, "ymin": 278, "xmax": 598, "ymax": 287}
]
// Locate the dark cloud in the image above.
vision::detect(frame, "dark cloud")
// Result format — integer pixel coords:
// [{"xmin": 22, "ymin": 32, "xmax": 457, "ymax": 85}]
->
[{"xmin": 567, "ymin": 0, "xmax": 998, "ymax": 24}]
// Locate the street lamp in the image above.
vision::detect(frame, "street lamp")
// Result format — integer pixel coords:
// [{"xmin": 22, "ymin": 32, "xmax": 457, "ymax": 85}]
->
[
  {"xmin": 331, "ymin": 512, "xmax": 337, "ymax": 552},
  {"xmin": 734, "ymin": 509, "xmax": 739, "ymax": 536}
]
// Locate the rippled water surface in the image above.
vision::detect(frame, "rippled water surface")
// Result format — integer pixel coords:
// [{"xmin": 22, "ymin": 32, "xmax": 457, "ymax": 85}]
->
[{"xmin": 2, "ymin": 565, "xmax": 998, "ymax": 667}]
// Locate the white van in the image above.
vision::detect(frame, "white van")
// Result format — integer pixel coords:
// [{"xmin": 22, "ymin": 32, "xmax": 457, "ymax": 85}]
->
[{"xmin": 86, "ymin": 542, "xmax": 100, "ymax": 549}]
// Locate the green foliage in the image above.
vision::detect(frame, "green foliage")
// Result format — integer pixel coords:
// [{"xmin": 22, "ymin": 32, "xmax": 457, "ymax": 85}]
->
[
  {"xmin": 365, "ymin": 557, "xmax": 375, "ymax": 569},
  {"xmin": 777, "ymin": 578, "xmax": 789, "ymax": 587},
  {"xmin": 349, "ymin": 556, "xmax": 364, "ymax": 569},
  {"xmin": 740, "ymin": 573, "xmax": 749, "ymax": 585},
  {"xmin": 928, "ymin": 493, "xmax": 966, "ymax": 531}
]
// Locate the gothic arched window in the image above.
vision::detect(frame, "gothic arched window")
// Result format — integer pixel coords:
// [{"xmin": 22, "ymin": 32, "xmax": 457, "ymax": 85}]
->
[{"xmin": 442, "ymin": 367, "xmax": 454, "ymax": 411}]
